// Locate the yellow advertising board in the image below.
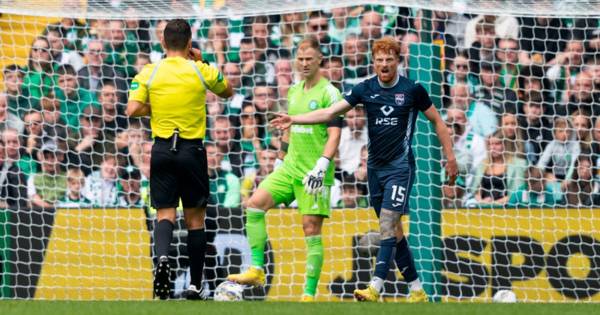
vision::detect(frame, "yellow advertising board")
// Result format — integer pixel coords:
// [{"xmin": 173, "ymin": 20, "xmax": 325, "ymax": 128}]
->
[
  {"xmin": 29, "ymin": 207, "xmax": 600, "ymax": 302},
  {"xmin": 34, "ymin": 208, "xmax": 153, "ymax": 300}
]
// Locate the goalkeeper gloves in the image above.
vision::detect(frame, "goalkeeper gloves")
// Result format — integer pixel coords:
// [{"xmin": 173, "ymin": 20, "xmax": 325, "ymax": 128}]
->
[{"xmin": 303, "ymin": 156, "xmax": 330, "ymax": 195}]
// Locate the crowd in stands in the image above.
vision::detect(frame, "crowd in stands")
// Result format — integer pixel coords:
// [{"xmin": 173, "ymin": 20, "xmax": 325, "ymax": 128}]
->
[{"xmin": 1, "ymin": 5, "xmax": 600, "ymax": 211}]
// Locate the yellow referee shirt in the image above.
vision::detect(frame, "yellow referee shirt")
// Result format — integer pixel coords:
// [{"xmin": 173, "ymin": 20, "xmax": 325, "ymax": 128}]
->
[{"xmin": 128, "ymin": 56, "xmax": 228, "ymax": 139}]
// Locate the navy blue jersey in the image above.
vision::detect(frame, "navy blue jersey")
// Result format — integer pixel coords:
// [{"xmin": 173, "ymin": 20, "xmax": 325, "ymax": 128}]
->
[{"xmin": 344, "ymin": 75, "xmax": 432, "ymax": 169}]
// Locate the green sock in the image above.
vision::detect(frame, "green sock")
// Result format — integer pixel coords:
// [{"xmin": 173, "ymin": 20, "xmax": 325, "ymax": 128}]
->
[
  {"xmin": 304, "ymin": 235, "xmax": 324, "ymax": 296},
  {"xmin": 246, "ymin": 208, "xmax": 267, "ymax": 268}
]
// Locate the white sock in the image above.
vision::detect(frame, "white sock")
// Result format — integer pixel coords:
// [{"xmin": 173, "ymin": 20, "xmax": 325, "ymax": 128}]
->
[
  {"xmin": 409, "ymin": 279, "xmax": 422, "ymax": 291},
  {"xmin": 369, "ymin": 277, "xmax": 384, "ymax": 292}
]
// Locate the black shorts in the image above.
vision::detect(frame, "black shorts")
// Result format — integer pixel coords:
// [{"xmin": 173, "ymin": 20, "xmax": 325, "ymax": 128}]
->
[{"xmin": 150, "ymin": 137, "xmax": 209, "ymax": 209}]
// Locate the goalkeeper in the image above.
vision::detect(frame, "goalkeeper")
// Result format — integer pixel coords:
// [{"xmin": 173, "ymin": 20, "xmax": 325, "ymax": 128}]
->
[
  {"xmin": 227, "ymin": 36, "xmax": 342, "ymax": 302},
  {"xmin": 271, "ymin": 37, "xmax": 457, "ymax": 302}
]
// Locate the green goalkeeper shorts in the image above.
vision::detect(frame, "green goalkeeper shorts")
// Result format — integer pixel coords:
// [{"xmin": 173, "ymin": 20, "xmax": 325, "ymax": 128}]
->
[{"xmin": 258, "ymin": 165, "xmax": 331, "ymax": 217}]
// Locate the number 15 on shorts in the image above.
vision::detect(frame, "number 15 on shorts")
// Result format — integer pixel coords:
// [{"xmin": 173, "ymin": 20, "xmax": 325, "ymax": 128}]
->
[{"xmin": 390, "ymin": 184, "xmax": 406, "ymax": 208}]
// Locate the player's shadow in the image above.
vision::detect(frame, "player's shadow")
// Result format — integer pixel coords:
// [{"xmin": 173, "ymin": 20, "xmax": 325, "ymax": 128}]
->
[{"xmin": 329, "ymin": 235, "xmax": 409, "ymax": 299}]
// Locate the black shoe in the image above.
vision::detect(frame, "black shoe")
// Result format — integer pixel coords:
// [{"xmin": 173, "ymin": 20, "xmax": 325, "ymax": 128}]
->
[
  {"xmin": 184, "ymin": 285, "xmax": 206, "ymax": 300},
  {"xmin": 153, "ymin": 257, "xmax": 170, "ymax": 300}
]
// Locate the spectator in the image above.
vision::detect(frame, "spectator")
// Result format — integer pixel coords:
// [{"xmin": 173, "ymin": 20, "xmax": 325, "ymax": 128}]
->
[
  {"xmin": 307, "ymin": 11, "xmax": 342, "ymax": 58},
  {"xmin": 56, "ymin": 167, "xmax": 92, "ymax": 207},
  {"xmin": 465, "ymin": 84, "xmax": 498, "ymax": 138},
  {"xmin": 464, "ymin": 15, "xmax": 519, "ymax": 49},
  {"xmin": 445, "ymin": 53, "xmax": 479, "ymax": 97},
  {"xmin": 206, "ymin": 142, "xmax": 241, "ymax": 208},
  {"xmin": 54, "ymin": 64, "xmax": 98, "ymax": 131},
  {"xmin": 563, "ymin": 155, "xmax": 599, "ymax": 206},
  {"xmin": 328, "ymin": 7, "xmax": 361, "ymax": 43},
  {"xmin": 275, "ymin": 12, "xmax": 306, "ymax": 52},
  {"xmin": 103, "ymin": 19, "xmax": 138, "ymax": 78},
  {"xmin": 321, "ymin": 56, "xmax": 344, "ymax": 91},
  {"xmin": 500, "ymin": 112, "xmax": 525, "ymax": 158},
  {"xmin": 342, "ymin": 34, "xmax": 370, "ymax": 89},
  {"xmin": 519, "ymin": 17, "xmax": 569, "ymax": 63},
  {"xmin": 22, "ymin": 110, "xmax": 44, "ymax": 157},
  {"xmin": 0, "ymin": 94, "xmax": 24, "ymax": 134},
  {"xmin": 3, "ymin": 64, "xmax": 35, "ymax": 118},
  {"xmin": 566, "ymin": 71, "xmax": 599, "ymax": 116},
  {"xmin": 201, "ymin": 18, "xmax": 240, "ymax": 66},
  {"xmin": 473, "ymin": 61, "xmax": 518, "ymax": 116},
  {"xmin": 123, "ymin": 8, "xmax": 151, "ymax": 54},
  {"xmin": 547, "ymin": 39, "xmax": 586, "ymax": 104},
  {"xmin": 508, "ymin": 166, "xmax": 558, "ymax": 207},
  {"xmin": 397, "ymin": 32, "xmax": 419, "ymax": 77},
  {"xmin": 27, "ymin": 140, "xmax": 67, "ymax": 208},
  {"xmin": 81, "ymin": 154, "xmax": 118, "ymax": 207},
  {"xmin": 50, "ymin": 18, "xmax": 88, "ymax": 52},
  {"xmin": 517, "ymin": 65, "xmax": 553, "ymax": 111},
  {"xmin": 444, "ymin": 106, "xmax": 487, "ymax": 184},
  {"xmin": 249, "ymin": 16, "xmax": 283, "ymax": 61},
  {"xmin": 442, "ymin": 107, "xmax": 486, "ymax": 207},
  {"xmin": 495, "ymin": 38, "xmax": 524, "ymax": 91},
  {"xmin": 117, "ymin": 165, "xmax": 144, "ymax": 207},
  {"xmin": 0, "ymin": 137, "xmax": 27, "ymax": 208},
  {"xmin": 518, "ymin": 91, "xmax": 553, "ymax": 164},
  {"xmin": 467, "ymin": 18, "xmax": 496, "ymax": 73},
  {"xmin": 222, "ymin": 62, "xmax": 247, "ymax": 113},
  {"xmin": 39, "ymin": 90, "xmax": 69, "ymax": 143},
  {"xmin": 98, "ymin": 82, "xmax": 128, "ymax": 136},
  {"xmin": 449, "ymin": 83, "xmax": 471, "ymax": 111},
  {"xmin": 354, "ymin": 145, "xmax": 368, "ymax": 184},
  {"xmin": 2, "ymin": 128, "xmax": 37, "ymax": 179},
  {"xmin": 338, "ymin": 107, "xmax": 367, "ymax": 175},
  {"xmin": 274, "ymin": 58, "xmax": 293, "ymax": 107},
  {"xmin": 467, "ymin": 130, "xmax": 527, "ymax": 206},
  {"xmin": 72, "ymin": 106, "xmax": 116, "ymax": 174},
  {"xmin": 251, "ymin": 84, "xmax": 279, "ymax": 115},
  {"xmin": 239, "ymin": 104, "xmax": 269, "ymax": 175},
  {"xmin": 22, "ymin": 36, "xmax": 54, "ymax": 103},
  {"xmin": 133, "ymin": 53, "xmax": 151, "ymax": 76},
  {"xmin": 537, "ymin": 117, "xmax": 580, "ymax": 182},
  {"xmin": 210, "ymin": 116, "xmax": 243, "ymax": 178},
  {"xmin": 571, "ymin": 110, "xmax": 593, "ymax": 152},
  {"xmin": 44, "ymin": 25, "xmax": 85, "ymax": 72},
  {"xmin": 241, "ymin": 148, "xmax": 278, "ymax": 206},
  {"xmin": 77, "ymin": 39, "xmax": 128, "ymax": 102},
  {"xmin": 359, "ymin": 9, "xmax": 383, "ymax": 44},
  {"xmin": 149, "ymin": 20, "xmax": 167, "ymax": 63},
  {"xmin": 239, "ymin": 37, "xmax": 274, "ymax": 87},
  {"xmin": 337, "ymin": 175, "xmax": 368, "ymax": 208}
]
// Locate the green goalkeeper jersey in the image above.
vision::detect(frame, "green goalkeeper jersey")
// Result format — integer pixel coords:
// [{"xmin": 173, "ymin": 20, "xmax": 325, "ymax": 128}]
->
[{"xmin": 283, "ymin": 77, "xmax": 342, "ymax": 186}]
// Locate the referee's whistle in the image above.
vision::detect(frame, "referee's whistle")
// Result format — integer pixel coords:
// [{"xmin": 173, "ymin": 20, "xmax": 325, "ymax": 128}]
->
[{"xmin": 170, "ymin": 128, "xmax": 180, "ymax": 152}]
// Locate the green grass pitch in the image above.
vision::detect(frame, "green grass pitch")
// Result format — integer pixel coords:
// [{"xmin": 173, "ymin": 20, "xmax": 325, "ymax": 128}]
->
[{"xmin": 0, "ymin": 301, "xmax": 597, "ymax": 315}]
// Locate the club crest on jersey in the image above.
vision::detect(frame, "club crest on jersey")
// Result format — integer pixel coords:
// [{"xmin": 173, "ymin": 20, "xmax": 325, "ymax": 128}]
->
[
  {"xmin": 395, "ymin": 93, "xmax": 405, "ymax": 105},
  {"xmin": 309, "ymin": 100, "xmax": 318, "ymax": 110}
]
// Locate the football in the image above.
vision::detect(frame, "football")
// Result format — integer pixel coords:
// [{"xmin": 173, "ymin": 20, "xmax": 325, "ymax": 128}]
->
[
  {"xmin": 492, "ymin": 290, "xmax": 517, "ymax": 303},
  {"xmin": 214, "ymin": 281, "xmax": 244, "ymax": 302}
]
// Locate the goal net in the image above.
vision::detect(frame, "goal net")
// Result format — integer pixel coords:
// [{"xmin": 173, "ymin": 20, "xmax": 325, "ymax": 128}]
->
[{"xmin": 0, "ymin": 0, "xmax": 599, "ymax": 302}]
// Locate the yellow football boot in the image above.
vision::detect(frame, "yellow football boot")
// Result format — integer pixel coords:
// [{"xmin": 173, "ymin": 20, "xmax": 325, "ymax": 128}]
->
[{"xmin": 226, "ymin": 267, "xmax": 265, "ymax": 287}]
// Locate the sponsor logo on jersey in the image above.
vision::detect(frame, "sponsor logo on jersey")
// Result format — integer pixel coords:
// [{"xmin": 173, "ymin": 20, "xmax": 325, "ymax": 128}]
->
[
  {"xmin": 369, "ymin": 94, "xmax": 379, "ymax": 99},
  {"xmin": 380, "ymin": 105, "xmax": 394, "ymax": 116},
  {"xmin": 130, "ymin": 81, "xmax": 139, "ymax": 90},
  {"xmin": 395, "ymin": 93, "xmax": 405, "ymax": 105},
  {"xmin": 291, "ymin": 125, "xmax": 314, "ymax": 134},
  {"xmin": 309, "ymin": 100, "xmax": 318, "ymax": 110}
]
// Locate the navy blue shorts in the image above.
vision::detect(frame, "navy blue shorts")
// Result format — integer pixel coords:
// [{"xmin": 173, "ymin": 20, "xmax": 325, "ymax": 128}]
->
[{"xmin": 367, "ymin": 165, "xmax": 415, "ymax": 216}]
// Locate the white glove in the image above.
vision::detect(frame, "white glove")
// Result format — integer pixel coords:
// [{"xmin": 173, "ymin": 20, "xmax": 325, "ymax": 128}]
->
[
  {"xmin": 302, "ymin": 157, "xmax": 330, "ymax": 195},
  {"xmin": 274, "ymin": 158, "xmax": 284, "ymax": 170}
]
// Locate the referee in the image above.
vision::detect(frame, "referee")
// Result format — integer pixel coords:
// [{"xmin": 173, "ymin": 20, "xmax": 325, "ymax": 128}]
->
[{"xmin": 126, "ymin": 19, "xmax": 233, "ymax": 300}]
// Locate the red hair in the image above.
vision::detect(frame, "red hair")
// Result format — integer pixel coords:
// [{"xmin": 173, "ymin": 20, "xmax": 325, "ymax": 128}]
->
[{"xmin": 372, "ymin": 37, "xmax": 401, "ymax": 59}]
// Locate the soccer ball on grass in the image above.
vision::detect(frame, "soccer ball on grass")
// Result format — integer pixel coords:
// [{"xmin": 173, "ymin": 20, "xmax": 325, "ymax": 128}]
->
[{"xmin": 214, "ymin": 281, "xmax": 244, "ymax": 301}]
